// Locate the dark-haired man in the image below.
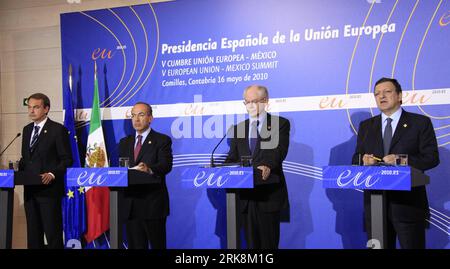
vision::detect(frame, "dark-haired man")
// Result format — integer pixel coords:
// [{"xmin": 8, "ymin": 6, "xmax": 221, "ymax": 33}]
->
[
  {"xmin": 19, "ymin": 93, "xmax": 73, "ymax": 249},
  {"xmin": 118, "ymin": 102, "xmax": 173, "ymax": 249},
  {"xmin": 353, "ymin": 78, "xmax": 439, "ymax": 249}
]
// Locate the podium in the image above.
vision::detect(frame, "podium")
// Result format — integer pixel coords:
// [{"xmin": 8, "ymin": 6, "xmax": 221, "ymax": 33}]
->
[
  {"xmin": 0, "ymin": 171, "xmax": 44, "ymax": 249},
  {"xmin": 181, "ymin": 165, "xmax": 279, "ymax": 249},
  {"xmin": 322, "ymin": 165, "xmax": 429, "ymax": 249},
  {"xmin": 66, "ymin": 167, "xmax": 160, "ymax": 249}
]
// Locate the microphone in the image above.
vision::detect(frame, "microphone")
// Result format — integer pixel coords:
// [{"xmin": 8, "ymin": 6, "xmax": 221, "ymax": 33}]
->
[
  {"xmin": 354, "ymin": 118, "xmax": 381, "ymax": 165},
  {"xmin": 210, "ymin": 132, "xmax": 228, "ymax": 168},
  {"xmin": 353, "ymin": 122, "xmax": 370, "ymax": 165},
  {"xmin": 0, "ymin": 133, "xmax": 21, "ymax": 157}
]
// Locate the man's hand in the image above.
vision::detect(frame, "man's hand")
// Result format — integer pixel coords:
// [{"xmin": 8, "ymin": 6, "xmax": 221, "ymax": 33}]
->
[
  {"xmin": 40, "ymin": 173, "xmax": 55, "ymax": 185},
  {"xmin": 362, "ymin": 154, "xmax": 377, "ymax": 166},
  {"xmin": 136, "ymin": 162, "xmax": 153, "ymax": 174},
  {"xmin": 383, "ymin": 154, "xmax": 397, "ymax": 165},
  {"xmin": 257, "ymin": 165, "xmax": 271, "ymax": 181}
]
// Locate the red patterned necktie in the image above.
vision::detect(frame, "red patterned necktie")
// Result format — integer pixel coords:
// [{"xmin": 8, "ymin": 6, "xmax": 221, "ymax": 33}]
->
[{"xmin": 134, "ymin": 135, "xmax": 142, "ymax": 162}]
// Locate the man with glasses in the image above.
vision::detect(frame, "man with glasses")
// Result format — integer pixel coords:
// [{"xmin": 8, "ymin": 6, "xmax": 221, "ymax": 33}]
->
[
  {"xmin": 118, "ymin": 102, "xmax": 173, "ymax": 249},
  {"xmin": 19, "ymin": 93, "xmax": 73, "ymax": 248},
  {"xmin": 226, "ymin": 85, "xmax": 290, "ymax": 249}
]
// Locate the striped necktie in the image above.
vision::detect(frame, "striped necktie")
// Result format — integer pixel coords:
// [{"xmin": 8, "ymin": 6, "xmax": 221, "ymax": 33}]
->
[{"xmin": 30, "ymin": 125, "xmax": 40, "ymax": 149}]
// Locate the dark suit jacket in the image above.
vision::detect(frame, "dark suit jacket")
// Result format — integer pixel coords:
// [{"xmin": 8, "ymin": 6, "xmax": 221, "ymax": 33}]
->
[
  {"xmin": 226, "ymin": 114, "xmax": 290, "ymax": 213},
  {"xmin": 19, "ymin": 118, "xmax": 73, "ymax": 199},
  {"xmin": 352, "ymin": 109, "xmax": 439, "ymax": 223},
  {"xmin": 118, "ymin": 129, "xmax": 173, "ymax": 220}
]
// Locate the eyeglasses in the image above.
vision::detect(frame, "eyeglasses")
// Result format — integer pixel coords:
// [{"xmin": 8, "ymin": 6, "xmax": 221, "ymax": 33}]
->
[
  {"xmin": 130, "ymin": 112, "xmax": 149, "ymax": 119},
  {"xmin": 243, "ymin": 97, "xmax": 267, "ymax": 106}
]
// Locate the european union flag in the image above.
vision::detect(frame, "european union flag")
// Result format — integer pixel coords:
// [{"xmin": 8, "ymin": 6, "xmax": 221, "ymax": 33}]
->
[{"xmin": 62, "ymin": 65, "xmax": 86, "ymax": 249}]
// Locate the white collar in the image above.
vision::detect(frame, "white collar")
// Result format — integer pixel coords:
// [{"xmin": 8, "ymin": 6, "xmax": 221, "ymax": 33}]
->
[
  {"xmin": 381, "ymin": 108, "xmax": 402, "ymax": 122},
  {"xmin": 135, "ymin": 127, "xmax": 151, "ymax": 140},
  {"xmin": 249, "ymin": 112, "xmax": 267, "ymax": 125},
  {"xmin": 34, "ymin": 117, "xmax": 48, "ymax": 130}
]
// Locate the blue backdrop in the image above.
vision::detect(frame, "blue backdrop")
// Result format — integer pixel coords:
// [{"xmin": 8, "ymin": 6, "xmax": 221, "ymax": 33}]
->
[{"xmin": 61, "ymin": 0, "xmax": 450, "ymax": 248}]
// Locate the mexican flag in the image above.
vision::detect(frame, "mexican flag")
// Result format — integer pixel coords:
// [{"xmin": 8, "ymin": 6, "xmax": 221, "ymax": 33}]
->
[{"xmin": 84, "ymin": 62, "xmax": 110, "ymax": 243}]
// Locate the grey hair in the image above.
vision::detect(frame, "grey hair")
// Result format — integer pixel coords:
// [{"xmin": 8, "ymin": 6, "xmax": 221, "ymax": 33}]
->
[{"xmin": 243, "ymin": 85, "xmax": 269, "ymax": 99}]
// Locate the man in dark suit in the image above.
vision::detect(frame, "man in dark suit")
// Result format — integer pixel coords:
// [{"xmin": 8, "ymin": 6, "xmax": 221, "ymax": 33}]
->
[
  {"xmin": 119, "ymin": 102, "xmax": 173, "ymax": 249},
  {"xmin": 19, "ymin": 93, "xmax": 73, "ymax": 249},
  {"xmin": 226, "ymin": 85, "xmax": 290, "ymax": 249},
  {"xmin": 353, "ymin": 77, "xmax": 439, "ymax": 249}
]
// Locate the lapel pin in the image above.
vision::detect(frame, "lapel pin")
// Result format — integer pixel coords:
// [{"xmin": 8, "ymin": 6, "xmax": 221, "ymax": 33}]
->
[
  {"xmin": 148, "ymin": 141, "xmax": 152, "ymax": 144},
  {"xmin": 403, "ymin": 124, "xmax": 408, "ymax": 128},
  {"xmin": 44, "ymin": 130, "xmax": 47, "ymax": 133}
]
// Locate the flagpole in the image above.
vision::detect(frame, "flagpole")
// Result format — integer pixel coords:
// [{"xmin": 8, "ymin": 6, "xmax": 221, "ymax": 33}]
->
[
  {"xmin": 94, "ymin": 60, "xmax": 97, "ymax": 81},
  {"xmin": 68, "ymin": 64, "xmax": 73, "ymax": 92}
]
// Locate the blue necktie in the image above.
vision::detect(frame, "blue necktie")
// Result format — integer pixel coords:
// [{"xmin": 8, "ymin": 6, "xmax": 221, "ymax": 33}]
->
[
  {"xmin": 249, "ymin": 120, "xmax": 259, "ymax": 153},
  {"xmin": 383, "ymin": 118, "xmax": 393, "ymax": 156},
  {"xmin": 30, "ymin": 125, "xmax": 40, "ymax": 149}
]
